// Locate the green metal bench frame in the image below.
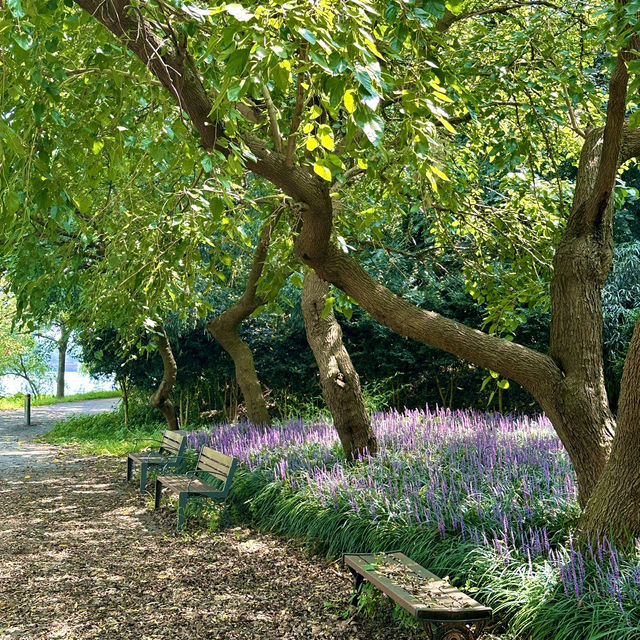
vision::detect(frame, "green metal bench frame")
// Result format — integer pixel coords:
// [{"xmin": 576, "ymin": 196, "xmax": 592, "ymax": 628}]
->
[
  {"xmin": 126, "ymin": 430, "xmax": 187, "ymax": 494},
  {"xmin": 344, "ymin": 551, "xmax": 492, "ymax": 640},
  {"xmin": 154, "ymin": 445, "xmax": 237, "ymax": 531}
]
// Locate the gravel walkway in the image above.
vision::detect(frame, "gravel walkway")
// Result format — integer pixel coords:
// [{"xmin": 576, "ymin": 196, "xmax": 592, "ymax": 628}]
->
[
  {"xmin": 0, "ymin": 454, "xmax": 422, "ymax": 640},
  {"xmin": 0, "ymin": 398, "xmax": 120, "ymax": 474}
]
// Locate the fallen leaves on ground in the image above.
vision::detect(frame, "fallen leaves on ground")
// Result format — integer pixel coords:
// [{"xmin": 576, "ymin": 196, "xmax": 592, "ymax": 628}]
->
[{"xmin": 0, "ymin": 453, "xmax": 422, "ymax": 640}]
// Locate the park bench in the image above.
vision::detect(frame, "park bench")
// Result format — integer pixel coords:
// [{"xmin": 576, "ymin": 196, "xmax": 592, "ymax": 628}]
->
[
  {"xmin": 343, "ymin": 551, "xmax": 492, "ymax": 640},
  {"xmin": 154, "ymin": 445, "xmax": 237, "ymax": 531},
  {"xmin": 126, "ymin": 430, "xmax": 187, "ymax": 494}
]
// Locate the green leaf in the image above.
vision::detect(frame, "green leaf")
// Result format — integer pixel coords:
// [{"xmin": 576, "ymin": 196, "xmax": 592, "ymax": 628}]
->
[
  {"xmin": 201, "ymin": 155, "xmax": 214, "ymax": 172},
  {"xmin": 629, "ymin": 110, "xmax": 640, "ymax": 131},
  {"xmin": 321, "ymin": 296, "xmax": 335, "ymax": 318},
  {"xmin": 225, "ymin": 4, "xmax": 254, "ymax": 21},
  {"xmin": 92, "ymin": 140, "xmax": 104, "ymax": 155},
  {"xmin": 318, "ymin": 126, "xmax": 334, "ymax": 150},
  {"xmin": 343, "ymin": 90, "xmax": 356, "ymax": 114},
  {"xmin": 5, "ymin": 191, "xmax": 21, "ymax": 215},
  {"xmin": 313, "ymin": 162, "xmax": 332, "ymax": 181},
  {"xmin": 298, "ymin": 28, "xmax": 316, "ymax": 44},
  {"xmin": 8, "ymin": 0, "xmax": 25, "ymax": 18},
  {"xmin": 431, "ymin": 165, "xmax": 449, "ymax": 181},
  {"xmin": 360, "ymin": 114, "xmax": 384, "ymax": 147}
]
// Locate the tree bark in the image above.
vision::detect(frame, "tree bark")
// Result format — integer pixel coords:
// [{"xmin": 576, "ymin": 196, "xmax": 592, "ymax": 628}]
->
[
  {"xmin": 56, "ymin": 325, "xmax": 70, "ymax": 398},
  {"xmin": 205, "ymin": 214, "xmax": 282, "ymax": 425},
  {"xmin": 119, "ymin": 376, "xmax": 130, "ymax": 429},
  {"xmin": 301, "ymin": 271, "xmax": 378, "ymax": 459},
  {"xmin": 149, "ymin": 327, "xmax": 179, "ymax": 430},
  {"xmin": 579, "ymin": 316, "xmax": 640, "ymax": 543}
]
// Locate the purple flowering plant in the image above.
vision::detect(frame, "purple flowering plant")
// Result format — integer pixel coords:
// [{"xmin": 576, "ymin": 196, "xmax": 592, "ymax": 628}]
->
[{"xmin": 187, "ymin": 407, "xmax": 640, "ymax": 636}]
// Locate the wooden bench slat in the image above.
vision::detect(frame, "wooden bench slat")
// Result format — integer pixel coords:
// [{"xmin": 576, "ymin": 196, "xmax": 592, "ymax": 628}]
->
[
  {"xmin": 197, "ymin": 447, "xmax": 234, "ymax": 481},
  {"xmin": 197, "ymin": 464, "xmax": 230, "ymax": 482},
  {"xmin": 128, "ymin": 453, "xmax": 170, "ymax": 463},
  {"xmin": 199, "ymin": 447, "xmax": 233, "ymax": 468},
  {"xmin": 156, "ymin": 476, "xmax": 224, "ymax": 494},
  {"xmin": 160, "ymin": 431, "xmax": 185, "ymax": 454},
  {"xmin": 344, "ymin": 552, "xmax": 492, "ymax": 623}
]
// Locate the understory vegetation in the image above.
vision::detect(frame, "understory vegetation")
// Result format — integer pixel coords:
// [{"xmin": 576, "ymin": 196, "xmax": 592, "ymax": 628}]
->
[{"xmin": 48, "ymin": 407, "xmax": 640, "ymax": 639}]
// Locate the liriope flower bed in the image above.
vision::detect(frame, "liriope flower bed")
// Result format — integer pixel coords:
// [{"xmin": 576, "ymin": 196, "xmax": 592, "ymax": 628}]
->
[{"xmin": 188, "ymin": 408, "xmax": 640, "ymax": 639}]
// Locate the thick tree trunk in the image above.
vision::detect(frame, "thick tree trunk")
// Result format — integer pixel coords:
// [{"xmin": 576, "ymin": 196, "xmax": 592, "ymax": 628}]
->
[
  {"xmin": 56, "ymin": 325, "xmax": 70, "ymax": 398},
  {"xmin": 579, "ymin": 316, "xmax": 640, "ymax": 543},
  {"xmin": 205, "ymin": 214, "xmax": 282, "ymax": 425},
  {"xmin": 301, "ymin": 271, "xmax": 378, "ymax": 459},
  {"xmin": 149, "ymin": 328, "xmax": 179, "ymax": 430}
]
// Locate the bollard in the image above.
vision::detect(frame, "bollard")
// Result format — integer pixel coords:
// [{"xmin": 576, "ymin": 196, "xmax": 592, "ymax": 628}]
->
[{"xmin": 24, "ymin": 393, "xmax": 31, "ymax": 426}]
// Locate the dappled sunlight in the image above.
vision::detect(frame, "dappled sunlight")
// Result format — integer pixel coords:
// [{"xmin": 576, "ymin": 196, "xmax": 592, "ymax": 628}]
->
[{"xmin": 0, "ymin": 455, "xmax": 412, "ymax": 640}]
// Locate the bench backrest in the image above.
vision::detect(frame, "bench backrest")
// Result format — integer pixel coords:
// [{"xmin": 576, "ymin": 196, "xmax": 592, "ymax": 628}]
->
[
  {"xmin": 159, "ymin": 430, "xmax": 187, "ymax": 457},
  {"xmin": 196, "ymin": 446, "xmax": 237, "ymax": 496}
]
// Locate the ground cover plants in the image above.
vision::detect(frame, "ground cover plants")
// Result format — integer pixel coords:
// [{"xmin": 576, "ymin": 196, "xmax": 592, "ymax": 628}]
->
[
  {"xmin": 189, "ymin": 409, "xmax": 640, "ymax": 640},
  {"xmin": 42, "ymin": 406, "xmax": 163, "ymax": 456},
  {"xmin": 0, "ymin": 389, "xmax": 121, "ymax": 411}
]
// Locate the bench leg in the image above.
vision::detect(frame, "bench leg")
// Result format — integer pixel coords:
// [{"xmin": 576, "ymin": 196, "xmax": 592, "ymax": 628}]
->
[
  {"xmin": 424, "ymin": 622, "xmax": 476, "ymax": 640},
  {"xmin": 348, "ymin": 568, "xmax": 365, "ymax": 606},
  {"xmin": 154, "ymin": 479, "xmax": 163, "ymax": 510},
  {"xmin": 139, "ymin": 463, "xmax": 148, "ymax": 494},
  {"xmin": 126, "ymin": 457, "xmax": 133, "ymax": 482},
  {"xmin": 177, "ymin": 493, "xmax": 188, "ymax": 531}
]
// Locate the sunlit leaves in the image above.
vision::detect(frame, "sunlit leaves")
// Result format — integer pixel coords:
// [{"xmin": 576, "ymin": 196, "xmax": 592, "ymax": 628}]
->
[{"xmin": 313, "ymin": 162, "xmax": 332, "ymax": 181}]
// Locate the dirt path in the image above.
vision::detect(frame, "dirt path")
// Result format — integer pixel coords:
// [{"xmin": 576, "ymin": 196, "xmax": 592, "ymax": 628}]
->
[
  {"xmin": 0, "ymin": 454, "xmax": 422, "ymax": 640},
  {"xmin": 0, "ymin": 398, "xmax": 120, "ymax": 473}
]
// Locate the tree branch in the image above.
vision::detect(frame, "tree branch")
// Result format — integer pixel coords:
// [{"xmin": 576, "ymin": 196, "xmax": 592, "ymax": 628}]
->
[
  {"xmin": 285, "ymin": 46, "xmax": 308, "ymax": 168},
  {"xmin": 261, "ymin": 85, "xmax": 283, "ymax": 153}
]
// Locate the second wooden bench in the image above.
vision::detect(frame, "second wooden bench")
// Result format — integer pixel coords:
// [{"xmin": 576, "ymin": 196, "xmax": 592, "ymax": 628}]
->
[
  {"xmin": 344, "ymin": 551, "xmax": 492, "ymax": 640},
  {"xmin": 154, "ymin": 445, "xmax": 237, "ymax": 531}
]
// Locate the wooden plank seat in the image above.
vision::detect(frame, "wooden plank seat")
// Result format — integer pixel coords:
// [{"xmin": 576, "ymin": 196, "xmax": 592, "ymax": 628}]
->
[
  {"xmin": 154, "ymin": 446, "xmax": 237, "ymax": 531},
  {"xmin": 343, "ymin": 551, "xmax": 492, "ymax": 640},
  {"xmin": 126, "ymin": 430, "xmax": 186, "ymax": 494}
]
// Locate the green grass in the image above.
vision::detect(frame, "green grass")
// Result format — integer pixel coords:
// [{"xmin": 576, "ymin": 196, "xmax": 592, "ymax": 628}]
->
[
  {"xmin": 0, "ymin": 389, "xmax": 121, "ymax": 411},
  {"xmin": 41, "ymin": 408, "xmax": 164, "ymax": 456}
]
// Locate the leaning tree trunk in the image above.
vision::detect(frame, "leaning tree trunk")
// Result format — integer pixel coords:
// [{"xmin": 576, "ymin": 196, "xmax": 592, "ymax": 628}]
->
[
  {"xmin": 205, "ymin": 214, "xmax": 283, "ymax": 426},
  {"xmin": 149, "ymin": 327, "xmax": 179, "ymax": 430},
  {"xmin": 56, "ymin": 325, "xmax": 70, "ymax": 398},
  {"xmin": 301, "ymin": 271, "xmax": 378, "ymax": 459}
]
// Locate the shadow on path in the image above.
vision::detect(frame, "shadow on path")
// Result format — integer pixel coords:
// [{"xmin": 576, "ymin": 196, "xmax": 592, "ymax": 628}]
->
[{"xmin": 0, "ymin": 455, "xmax": 419, "ymax": 640}]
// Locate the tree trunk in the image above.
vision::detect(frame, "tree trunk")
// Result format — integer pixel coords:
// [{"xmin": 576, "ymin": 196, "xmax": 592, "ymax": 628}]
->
[
  {"xmin": 206, "ymin": 214, "xmax": 283, "ymax": 426},
  {"xmin": 579, "ymin": 316, "xmax": 640, "ymax": 543},
  {"xmin": 119, "ymin": 376, "xmax": 130, "ymax": 429},
  {"xmin": 149, "ymin": 327, "xmax": 179, "ymax": 430},
  {"xmin": 301, "ymin": 271, "xmax": 378, "ymax": 459},
  {"xmin": 56, "ymin": 325, "xmax": 70, "ymax": 398}
]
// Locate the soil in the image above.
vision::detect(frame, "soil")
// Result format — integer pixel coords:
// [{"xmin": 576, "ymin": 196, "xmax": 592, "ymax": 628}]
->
[{"xmin": 0, "ymin": 452, "xmax": 424, "ymax": 640}]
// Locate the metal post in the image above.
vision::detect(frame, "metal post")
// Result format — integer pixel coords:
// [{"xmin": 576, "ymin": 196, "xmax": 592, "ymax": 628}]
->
[{"xmin": 24, "ymin": 393, "xmax": 31, "ymax": 426}]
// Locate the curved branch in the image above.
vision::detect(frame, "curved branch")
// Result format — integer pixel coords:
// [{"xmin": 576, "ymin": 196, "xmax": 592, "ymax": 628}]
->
[
  {"xmin": 307, "ymin": 244, "xmax": 563, "ymax": 399},
  {"xmin": 205, "ymin": 211, "xmax": 285, "ymax": 424},
  {"xmin": 149, "ymin": 327, "xmax": 179, "ymax": 430}
]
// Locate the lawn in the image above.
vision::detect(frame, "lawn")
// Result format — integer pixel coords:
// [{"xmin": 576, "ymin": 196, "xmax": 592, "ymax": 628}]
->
[{"xmin": 0, "ymin": 389, "xmax": 121, "ymax": 411}]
